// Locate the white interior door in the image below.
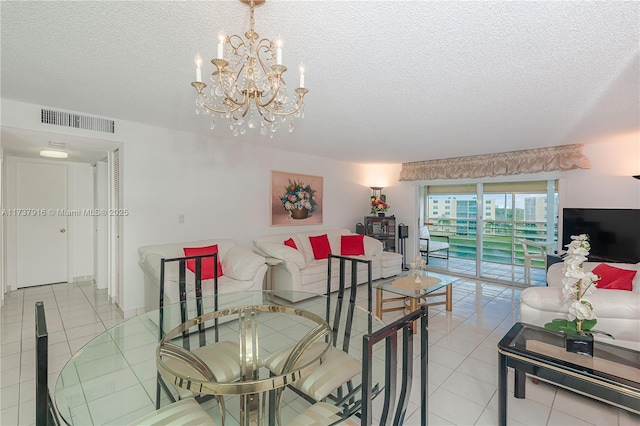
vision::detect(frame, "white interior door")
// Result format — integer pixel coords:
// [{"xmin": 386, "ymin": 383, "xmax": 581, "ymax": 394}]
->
[{"xmin": 16, "ymin": 161, "xmax": 68, "ymax": 287}]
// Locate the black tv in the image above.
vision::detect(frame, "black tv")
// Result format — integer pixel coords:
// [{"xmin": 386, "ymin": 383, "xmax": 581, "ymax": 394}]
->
[{"xmin": 562, "ymin": 208, "xmax": 640, "ymax": 263}]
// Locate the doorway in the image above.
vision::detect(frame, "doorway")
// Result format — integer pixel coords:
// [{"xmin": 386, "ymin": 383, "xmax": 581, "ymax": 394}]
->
[
  {"xmin": 16, "ymin": 160, "xmax": 68, "ymax": 287},
  {"xmin": 2, "ymin": 147, "xmax": 121, "ymax": 304}
]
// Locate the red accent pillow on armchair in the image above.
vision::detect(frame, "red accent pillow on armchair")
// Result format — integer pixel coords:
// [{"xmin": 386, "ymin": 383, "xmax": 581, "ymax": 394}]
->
[
  {"xmin": 284, "ymin": 238, "xmax": 298, "ymax": 250},
  {"xmin": 592, "ymin": 263, "xmax": 636, "ymax": 291},
  {"xmin": 341, "ymin": 234, "xmax": 365, "ymax": 256},
  {"xmin": 183, "ymin": 245, "xmax": 223, "ymax": 279},
  {"xmin": 309, "ymin": 234, "xmax": 332, "ymax": 260}
]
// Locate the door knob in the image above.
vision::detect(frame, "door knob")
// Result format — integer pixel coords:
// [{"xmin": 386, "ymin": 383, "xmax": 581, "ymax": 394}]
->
[{"xmin": 60, "ymin": 228, "xmax": 66, "ymax": 233}]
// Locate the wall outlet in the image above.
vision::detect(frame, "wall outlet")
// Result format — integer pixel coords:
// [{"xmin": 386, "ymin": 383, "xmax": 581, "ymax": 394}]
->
[{"xmin": 178, "ymin": 214, "xmax": 184, "ymax": 224}]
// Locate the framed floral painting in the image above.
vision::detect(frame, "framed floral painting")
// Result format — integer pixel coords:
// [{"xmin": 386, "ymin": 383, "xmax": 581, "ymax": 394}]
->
[{"xmin": 270, "ymin": 170, "xmax": 323, "ymax": 226}]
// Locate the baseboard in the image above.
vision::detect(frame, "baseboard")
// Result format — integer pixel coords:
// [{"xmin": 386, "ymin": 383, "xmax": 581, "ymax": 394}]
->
[{"xmin": 73, "ymin": 275, "xmax": 95, "ymax": 283}]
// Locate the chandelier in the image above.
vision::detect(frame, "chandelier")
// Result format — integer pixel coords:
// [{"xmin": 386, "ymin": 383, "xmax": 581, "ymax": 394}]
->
[{"xmin": 191, "ymin": 0, "xmax": 308, "ymax": 138}]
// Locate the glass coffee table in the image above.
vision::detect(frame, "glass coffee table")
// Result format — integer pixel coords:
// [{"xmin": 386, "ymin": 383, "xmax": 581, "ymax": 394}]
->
[
  {"xmin": 498, "ymin": 322, "xmax": 640, "ymax": 426},
  {"xmin": 375, "ymin": 270, "xmax": 457, "ymax": 332}
]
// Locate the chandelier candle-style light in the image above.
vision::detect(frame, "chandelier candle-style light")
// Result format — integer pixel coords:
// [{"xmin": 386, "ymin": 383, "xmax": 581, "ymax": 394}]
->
[{"xmin": 191, "ymin": 0, "xmax": 308, "ymax": 138}]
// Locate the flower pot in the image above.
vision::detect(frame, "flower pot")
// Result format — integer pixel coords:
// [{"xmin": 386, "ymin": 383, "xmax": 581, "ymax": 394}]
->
[
  {"xmin": 290, "ymin": 207, "xmax": 309, "ymax": 220},
  {"xmin": 377, "ymin": 212, "xmax": 385, "ymax": 217},
  {"xmin": 565, "ymin": 332, "xmax": 594, "ymax": 357}
]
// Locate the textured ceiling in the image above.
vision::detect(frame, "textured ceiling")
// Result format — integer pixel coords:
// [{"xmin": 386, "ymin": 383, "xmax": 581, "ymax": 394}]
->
[{"xmin": 1, "ymin": 1, "xmax": 638, "ymax": 163}]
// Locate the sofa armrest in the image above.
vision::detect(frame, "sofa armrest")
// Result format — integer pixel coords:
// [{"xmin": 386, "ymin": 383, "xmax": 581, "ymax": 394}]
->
[
  {"xmin": 363, "ymin": 236, "xmax": 383, "ymax": 256},
  {"xmin": 139, "ymin": 252, "xmax": 179, "ymax": 283},
  {"xmin": 546, "ymin": 262, "xmax": 565, "ymax": 287},
  {"xmin": 254, "ymin": 240, "xmax": 306, "ymax": 269},
  {"xmin": 222, "ymin": 246, "xmax": 267, "ymax": 281}
]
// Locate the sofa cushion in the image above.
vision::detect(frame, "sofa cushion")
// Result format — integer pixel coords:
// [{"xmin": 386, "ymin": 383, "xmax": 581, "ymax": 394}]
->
[
  {"xmin": 420, "ymin": 240, "xmax": 450, "ymax": 253},
  {"xmin": 341, "ymin": 234, "xmax": 365, "ymax": 256},
  {"xmin": 593, "ymin": 263, "xmax": 637, "ymax": 291},
  {"xmin": 254, "ymin": 241, "xmax": 306, "ymax": 269},
  {"xmin": 221, "ymin": 246, "xmax": 267, "ymax": 281},
  {"xmin": 301, "ymin": 260, "xmax": 333, "ymax": 286},
  {"xmin": 380, "ymin": 251, "xmax": 402, "ymax": 267},
  {"xmin": 284, "ymin": 238, "xmax": 298, "ymax": 250},
  {"xmin": 521, "ymin": 286, "xmax": 640, "ymax": 319},
  {"xmin": 309, "ymin": 234, "xmax": 332, "ymax": 260},
  {"xmin": 547, "ymin": 261, "xmax": 640, "ymax": 289},
  {"xmin": 183, "ymin": 245, "xmax": 223, "ymax": 279},
  {"xmin": 291, "ymin": 229, "xmax": 350, "ymax": 263}
]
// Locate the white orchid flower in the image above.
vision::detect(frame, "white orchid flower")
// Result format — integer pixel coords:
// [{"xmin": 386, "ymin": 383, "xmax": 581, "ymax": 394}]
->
[{"xmin": 568, "ymin": 298, "xmax": 595, "ymax": 321}]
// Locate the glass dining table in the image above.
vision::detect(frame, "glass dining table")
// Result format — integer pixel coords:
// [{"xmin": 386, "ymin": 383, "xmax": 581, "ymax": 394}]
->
[{"xmin": 54, "ymin": 290, "xmax": 384, "ymax": 425}]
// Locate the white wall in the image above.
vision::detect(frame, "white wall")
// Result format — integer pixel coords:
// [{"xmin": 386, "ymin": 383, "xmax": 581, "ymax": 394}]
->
[
  {"xmin": 1, "ymin": 99, "xmax": 374, "ymax": 315},
  {"xmin": 68, "ymin": 162, "xmax": 94, "ymax": 280},
  {"xmin": 119, "ymin": 122, "xmax": 372, "ymax": 314},
  {"xmin": 0, "ymin": 146, "xmax": 4, "ymax": 306},
  {"xmin": 563, "ymin": 133, "xmax": 640, "ymax": 208}
]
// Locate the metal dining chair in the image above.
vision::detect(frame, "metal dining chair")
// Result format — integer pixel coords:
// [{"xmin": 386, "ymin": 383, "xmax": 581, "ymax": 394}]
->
[
  {"xmin": 264, "ymin": 255, "xmax": 373, "ymax": 417},
  {"xmin": 36, "ymin": 301, "xmax": 217, "ymax": 426},
  {"xmin": 288, "ymin": 305, "xmax": 429, "ymax": 425},
  {"xmin": 156, "ymin": 253, "xmax": 241, "ymax": 423},
  {"xmin": 35, "ymin": 301, "xmax": 60, "ymax": 426}
]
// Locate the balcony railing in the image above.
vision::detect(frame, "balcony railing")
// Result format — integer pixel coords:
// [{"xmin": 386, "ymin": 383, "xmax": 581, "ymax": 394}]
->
[{"xmin": 427, "ymin": 219, "xmax": 556, "ymax": 268}]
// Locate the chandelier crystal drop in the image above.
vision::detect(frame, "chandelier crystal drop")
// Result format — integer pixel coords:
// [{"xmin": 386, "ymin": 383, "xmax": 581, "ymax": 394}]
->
[{"xmin": 191, "ymin": 0, "xmax": 308, "ymax": 137}]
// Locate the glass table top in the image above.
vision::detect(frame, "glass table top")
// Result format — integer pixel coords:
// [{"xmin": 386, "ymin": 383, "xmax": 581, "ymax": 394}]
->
[
  {"xmin": 499, "ymin": 322, "xmax": 640, "ymax": 389},
  {"xmin": 375, "ymin": 270, "xmax": 458, "ymax": 299},
  {"xmin": 53, "ymin": 290, "xmax": 385, "ymax": 425}
]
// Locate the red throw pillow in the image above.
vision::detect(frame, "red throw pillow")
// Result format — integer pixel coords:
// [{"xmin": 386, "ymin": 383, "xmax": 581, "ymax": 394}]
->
[
  {"xmin": 309, "ymin": 234, "xmax": 331, "ymax": 260},
  {"xmin": 183, "ymin": 245, "xmax": 223, "ymax": 279},
  {"xmin": 284, "ymin": 238, "xmax": 298, "ymax": 250},
  {"xmin": 593, "ymin": 263, "xmax": 636, "ymax": 291},
  {"xmin": 341, "ymin": 234, "xmax": 365, "ymax": 256}
]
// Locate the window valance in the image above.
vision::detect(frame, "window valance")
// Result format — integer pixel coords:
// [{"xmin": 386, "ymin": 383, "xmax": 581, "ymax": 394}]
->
[{"xmin": 399, "ymin": 144, "xmax": 590, "ymax": 181}]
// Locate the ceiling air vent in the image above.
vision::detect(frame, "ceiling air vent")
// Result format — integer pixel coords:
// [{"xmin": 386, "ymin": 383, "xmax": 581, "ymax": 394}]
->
[{"xmin": 41, "ymin": 108, "xmax": 115, "ymax": 134}]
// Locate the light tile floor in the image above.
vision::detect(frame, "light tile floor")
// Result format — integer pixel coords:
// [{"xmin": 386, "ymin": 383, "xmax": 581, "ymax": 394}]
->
[{"xmin": 1, "ymin": 278, "xmax": 638, "ymax": 425}]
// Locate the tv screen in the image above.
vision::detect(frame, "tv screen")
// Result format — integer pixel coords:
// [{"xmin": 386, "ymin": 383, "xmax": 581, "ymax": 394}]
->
[{"xmin": 562, "ymin": 208, "xmax": 640, "ymax": 263}]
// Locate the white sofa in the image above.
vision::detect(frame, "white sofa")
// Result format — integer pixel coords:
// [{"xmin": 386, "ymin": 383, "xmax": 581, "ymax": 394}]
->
[
  {"xmin": 520, "ymin": 261, "xmax": 640, "ymax": 350},
  {"xmin": 138, "ymin": 239, "xmax": 268, "ymax": 313},
  {"xmin": 253, "ymin": 228, "xmax": 403, "ymax": 302}
]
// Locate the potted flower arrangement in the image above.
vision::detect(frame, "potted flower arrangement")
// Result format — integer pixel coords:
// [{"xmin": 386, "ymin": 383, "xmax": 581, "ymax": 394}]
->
[
  {"xmin": 281, "ymin": 179, "xmax": 317, "ymax": 219},
  {"xmin": 370, "ymin": 194, "xmax": 390, "ymax": 216},
  {"xmin": 544, "ymin": 234, "xmax": 612, "ymax": 356}
]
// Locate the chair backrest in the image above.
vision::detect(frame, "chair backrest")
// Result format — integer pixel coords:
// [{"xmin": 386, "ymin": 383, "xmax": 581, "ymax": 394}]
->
[
  {"xmin": 521, "ymin": 240, "xmax": 547, "ymax": 257},
  {"xmin": 361, "ymin": 305, "xmax": 428, "ymax": 426},
  {"xmin": 326, "ymin": 254, "xmax": 373, "ymax": 349},
  {"xmin": 35, "ymin": 301, "xmax": 60, "ymax": 426},
  {"xmin": 157, "ymin": 253, "xmax": 220, "ymax": 409},
  {"xmin": 159, "ymin": 253, "xmax": 219, "ymax": 342},
  {"xmin": 419, "ymin": 225, "xmax": 431, "ymax": 239}
]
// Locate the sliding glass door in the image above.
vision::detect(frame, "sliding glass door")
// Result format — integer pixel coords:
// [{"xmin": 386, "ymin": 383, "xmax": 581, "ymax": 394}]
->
[{"xmin": 422, "ymin": 180, "xmax": 558, "ymax": 285}]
